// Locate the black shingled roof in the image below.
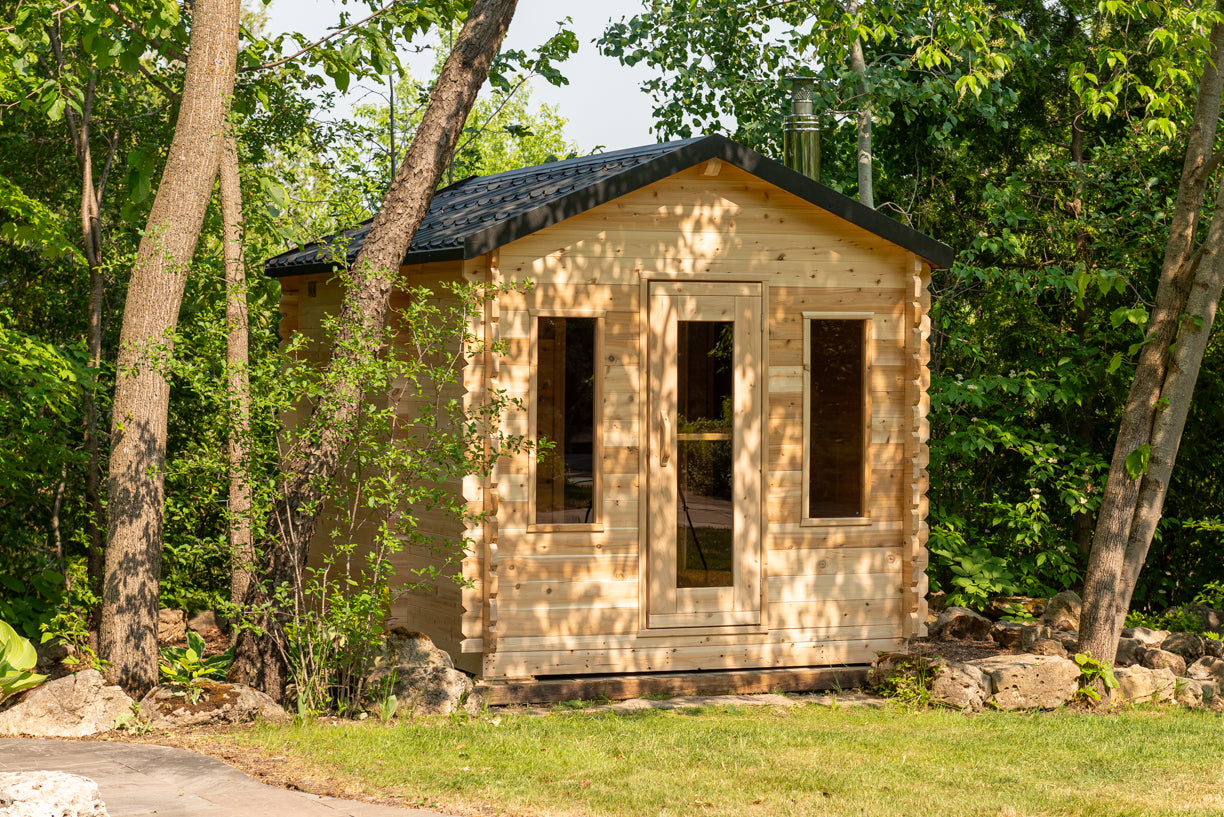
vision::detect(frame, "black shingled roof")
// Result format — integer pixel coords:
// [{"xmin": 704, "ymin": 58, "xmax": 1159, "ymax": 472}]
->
[{"xmin": 264, "ymin": 134, "xmax": 955, "ymax": 276}]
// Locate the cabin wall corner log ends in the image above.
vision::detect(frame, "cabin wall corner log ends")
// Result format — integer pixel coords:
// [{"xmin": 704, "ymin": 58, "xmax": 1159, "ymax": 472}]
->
[{"xmin": 267, "ymin": 136, "xmax": 952, "ymax": 684}]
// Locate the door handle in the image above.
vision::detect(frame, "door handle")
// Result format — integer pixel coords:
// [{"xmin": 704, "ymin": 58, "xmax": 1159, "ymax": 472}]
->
[{"xmin": 660, "ymin": 411, "xmax": 672, "ymax": 467}]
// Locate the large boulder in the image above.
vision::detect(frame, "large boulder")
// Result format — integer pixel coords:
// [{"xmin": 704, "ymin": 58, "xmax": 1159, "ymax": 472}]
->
[
  {"xmin": 364, "ymin": 629, "xmax": 480, "ymax": 717},
  {"xmin": 1114, "ymin": 665, "xmax": 1177, "ymax": 705},
  {"xmin": 1161, "ymin": 632, "xmax": 1206, "ymax": 663},
  {"xmin": 138, "ymin": 682, "xmax": 287, "ymax": 729},
  {"xmin": 157, "ymin": 608, "xmax": 187, "ymax": 645},
  {"xmin": 929, "ymin": 661, "xmax": 990, "ymax": 711},
  {"xmin": 1186, "ymin": 656, "xmax": 1224, "ymax": 687},
  {"xmin": 1041, "ymin": 591, "xmax": 1082, "ymax": 632},
  {"xmin": 187, "ymin": 610, "xmax": 218, "ymax": 632},
  {"xmin": 0, "ymin": 771, "xmax": 107, "ymax": 817},
  {"xmin": 1121, "ymin": 627, "xmax": 1168, "ymax": 649},
  {"xmin": 970, "ymin": 654, "xmax": 1080, "ymax": 710},
  {"xmin": 932, "ymin": 607, "xmax": 993, "ymax": 641},
  {"xmin": 1205, "ymin": 639, "xmax": 1224, "ymax": 659},
  {"xmin": 1114, "ymin": 637, "xmax": 1147, "ymax": 667},
  {"xmin": 1176, "ymin": 678, "xmax": 1204, "ymax": 708},
  {"xmin": 1028, "ymin": 638, "xmax": 1067, "ymax": 657},
  {"xmin": 0, "ymin": 670, "xmax": 133, "ymax": 737},
  {"xmin": 990, "ymin": 621, "xmax": 1028, "ymax": 649},
  {"xmin": 1141, "ymin": 649, "xmax": 1187, "ymax": 677}
]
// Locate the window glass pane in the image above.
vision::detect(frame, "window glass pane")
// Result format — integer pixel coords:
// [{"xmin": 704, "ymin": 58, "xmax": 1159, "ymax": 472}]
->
[
  {"xmin": 535, "ymin": 317, "xmax": 596, "ymax": 524},
  {"xmin": 808, "ymin": 320, "xmax": 864, "ymax": 518},
  {"xmin": 676, "ymin": 321, "xmax": 734, "ymax": 588}
]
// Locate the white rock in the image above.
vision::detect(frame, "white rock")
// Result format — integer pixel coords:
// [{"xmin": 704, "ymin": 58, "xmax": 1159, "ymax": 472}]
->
[
  {"xmin": 972, "ymin": 654, "xmax": 1080, "ymax": 710},
  {"xmin": 0, "ymin": 771, "xmax": 107, "ymax": 816},
  {"xmin": 0, "ymin": 671, "xmax": 133, "ymax": 738},
  {"xmin": 1114, "ymin": 665, "xmax": 1177, "ymax": 704},
  {"xmin": 929, "ymin": 661, "xmax": 989, "ymax": 711}
]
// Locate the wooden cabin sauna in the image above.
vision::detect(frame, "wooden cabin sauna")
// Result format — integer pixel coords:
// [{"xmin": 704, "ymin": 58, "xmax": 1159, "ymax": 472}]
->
[{"xmin": 266, "ymin": 134, "xmax": 954, "ymax": 699}]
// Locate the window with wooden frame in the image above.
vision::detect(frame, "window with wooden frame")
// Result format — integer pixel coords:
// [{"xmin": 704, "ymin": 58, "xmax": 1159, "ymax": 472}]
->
[
  {"xmin": 802, "ymin": 314, "xmax": 871, "ymax": 523},
  {"xmin": 531, "ymin": 312, "xmax": 603, "ymax": 530}
]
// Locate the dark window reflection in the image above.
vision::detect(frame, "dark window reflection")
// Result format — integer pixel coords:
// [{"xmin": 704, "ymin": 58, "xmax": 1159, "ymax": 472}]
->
[
  {"xmin": 535, "ymin": 317, "xmax": 596, "ymax": 524},
  {"xmin": 676, "ymin": 321, "xmax": 734, "ymax": 588},
  {"xmin": 809, "ymin": 320, "xmax": 865, "ymax": 517}
]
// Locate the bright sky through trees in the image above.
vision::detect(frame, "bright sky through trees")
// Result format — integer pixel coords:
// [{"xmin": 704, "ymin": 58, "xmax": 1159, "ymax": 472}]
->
[{"xmin": 265, "ymin": 0, "xmax": 658, "ymax": 150}]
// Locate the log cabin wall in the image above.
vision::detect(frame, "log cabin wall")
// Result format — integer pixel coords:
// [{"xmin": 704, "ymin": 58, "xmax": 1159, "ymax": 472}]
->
[
  {"xmin": 482, "ymin": 161, "xmax": 931, "ymax": 679},
  {"xmin": 274, "ymin": 154, "xmax": 935, "ymax": 683},
  {"xmin": 277, "ymin": 262, "xmax": 485, "ymax": 674}
]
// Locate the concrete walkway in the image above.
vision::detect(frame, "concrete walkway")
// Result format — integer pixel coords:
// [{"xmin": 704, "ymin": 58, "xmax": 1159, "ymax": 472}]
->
[{"xmin": 0, "ymin": 739, "xmax": 454, "ymax": 817}]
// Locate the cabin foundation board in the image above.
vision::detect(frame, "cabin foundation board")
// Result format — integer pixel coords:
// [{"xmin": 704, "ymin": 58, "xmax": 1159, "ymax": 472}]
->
[{"xmin": 266, "ymin": 135, "xmax": 954, "ymax": 688}]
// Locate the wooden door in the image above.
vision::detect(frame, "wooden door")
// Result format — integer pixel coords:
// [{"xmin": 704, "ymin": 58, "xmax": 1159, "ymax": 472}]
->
[{"xmin": 647, "ymin": 281, "xmax": 763, "ymax": 628}]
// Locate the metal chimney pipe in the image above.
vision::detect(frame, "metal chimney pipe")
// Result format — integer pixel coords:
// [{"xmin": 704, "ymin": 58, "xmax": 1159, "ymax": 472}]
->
[{"xmin": 783, "ymin": 76, "xmax": 821, "ymax": 182}]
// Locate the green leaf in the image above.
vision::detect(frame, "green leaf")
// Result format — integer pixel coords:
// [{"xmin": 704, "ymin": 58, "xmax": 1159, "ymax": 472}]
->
[{"xmin": 1125, "ymin": 444, "xmax": 1151, "ymax": 479}]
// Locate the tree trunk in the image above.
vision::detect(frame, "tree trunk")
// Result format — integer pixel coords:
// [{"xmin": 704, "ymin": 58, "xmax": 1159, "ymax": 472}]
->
[
  {"xmin": 230, "ymin": 0, "xmax": 519, "ymax": 700},
  {"xmin": 845, "ymin": 0, "xmax": 874, "ymax": 208},
  {"xmin": 1077, "ymin": 21, "xmax": 1224, "ymax": 665},
  {"xmin": 99, "ymin": 0, "xmax": 241, "ymax": 697},
  {"xmin": 220, "ymin": 132, "xmax": 254, "ymax": 638}
]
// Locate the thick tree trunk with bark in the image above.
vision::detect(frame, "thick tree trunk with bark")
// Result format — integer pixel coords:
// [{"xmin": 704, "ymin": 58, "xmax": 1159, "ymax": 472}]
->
[
  {"xmin": 1078, "ymin": 22, "xmax": 1224, "ymax": 665},
  {"xmin": 229, "ymin": 0, "xmax": 519, "ymax": 700},
  {"xmin": 220, "ymin": 133, "xmax": 254, "ymax": 634},
  {"xmin": 99, "ymin": 0, "xmax": 241, "ymax": 697}
]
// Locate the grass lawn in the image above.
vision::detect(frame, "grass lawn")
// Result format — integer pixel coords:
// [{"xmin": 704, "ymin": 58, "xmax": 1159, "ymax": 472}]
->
[{"xmin": 197, "ymin": 702, "xmax": 1224, "ymax": 817}]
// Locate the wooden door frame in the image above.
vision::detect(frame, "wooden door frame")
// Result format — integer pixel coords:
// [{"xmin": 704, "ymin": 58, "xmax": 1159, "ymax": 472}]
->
[{"xmin": 639, "ymin": 279, "xmax": 766, "ymax": 631}]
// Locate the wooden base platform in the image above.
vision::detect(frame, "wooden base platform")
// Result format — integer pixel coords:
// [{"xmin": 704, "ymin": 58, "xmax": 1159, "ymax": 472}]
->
[{"xmin": 476, "ymin": 665, "xmax": 870, "ymax": 706}]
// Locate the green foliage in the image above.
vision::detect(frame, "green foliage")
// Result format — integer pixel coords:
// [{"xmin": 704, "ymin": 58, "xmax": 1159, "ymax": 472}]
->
[
  {"xmin": 870, "ymin": 656, "xmax": 939, "ymax": 709},
  {"xmin": 0, "ymin": 618, "xmax": 47, "ymax": 701},
  {"xmin": 159, "ymin": 630, "xmax": 233, "ymax": 703},
  {"xmin": 1124, "ymin": 607, "xmax": 1205, "ymax": 634},
  {"xmin": 1073, "ymin": 652, "xmax": 1119, "ymax": 703}
]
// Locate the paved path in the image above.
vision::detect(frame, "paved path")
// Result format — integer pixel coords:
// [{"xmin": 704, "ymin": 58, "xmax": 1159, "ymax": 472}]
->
[{"xmin": 0, "ymin": 739, "xmax": 454, "ymax": 817}]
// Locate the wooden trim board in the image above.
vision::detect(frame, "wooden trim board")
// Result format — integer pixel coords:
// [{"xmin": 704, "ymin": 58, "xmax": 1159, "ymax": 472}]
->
[{"xmin": 476, "ymin": 665, "xmax": 871, "ymax": 705}]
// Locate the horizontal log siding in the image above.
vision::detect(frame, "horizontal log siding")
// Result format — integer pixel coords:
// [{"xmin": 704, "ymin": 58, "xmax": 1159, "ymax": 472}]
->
[{"xmin": 485, "ymin": 163, "xmax": 918, "ymax": 679}]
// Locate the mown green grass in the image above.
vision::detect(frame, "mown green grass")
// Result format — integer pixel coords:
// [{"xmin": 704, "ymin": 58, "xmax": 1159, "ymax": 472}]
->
[{"xmin": 213, "ymin": 703, "xmax": 1224, "ymax": 817}]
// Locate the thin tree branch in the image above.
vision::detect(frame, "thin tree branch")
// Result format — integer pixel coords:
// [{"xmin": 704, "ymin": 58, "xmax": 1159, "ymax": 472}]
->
[{"xmin": 240, "ymin": 1, "xmax": 398, "ymax": 73}]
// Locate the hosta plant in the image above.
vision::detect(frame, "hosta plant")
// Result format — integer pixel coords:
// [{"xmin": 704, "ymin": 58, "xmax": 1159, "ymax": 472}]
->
[
  {"xmin": 159, "ymin": 630, "xmax": 233, "ymax": 703},
  {"xmin": 1, "ymin": 618, "xmax": 47, "ymax": 702}
]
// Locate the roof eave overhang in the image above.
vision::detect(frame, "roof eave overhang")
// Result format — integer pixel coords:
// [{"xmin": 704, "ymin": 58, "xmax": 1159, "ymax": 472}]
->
[{"xmin": 461, "ymin": 134, "xmax": 956, "ymax": 270}]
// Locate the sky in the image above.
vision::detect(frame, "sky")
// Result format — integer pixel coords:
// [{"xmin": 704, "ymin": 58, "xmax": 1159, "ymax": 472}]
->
[{"xmin": 264, "ymin": 0, "xmax": 661, "ymax": 152}]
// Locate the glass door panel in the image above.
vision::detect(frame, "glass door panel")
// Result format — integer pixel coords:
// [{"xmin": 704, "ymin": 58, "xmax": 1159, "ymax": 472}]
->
[{"xmin": 647, "ymin": 283, "xmax": 762, "ymax": 628}]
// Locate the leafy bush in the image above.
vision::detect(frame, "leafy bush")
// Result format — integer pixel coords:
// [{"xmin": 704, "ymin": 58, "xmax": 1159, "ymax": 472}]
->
[
  {"xmin": 159, "ymin": 629, "xmax": 233, "ymax": 700},
  {"xmin": 1074, "ymin": 652, "xmax": 1119, "ymax": 704},
  {"xmin": 0, "ymin": 618, "xmax": 46, "ymax": 702}
]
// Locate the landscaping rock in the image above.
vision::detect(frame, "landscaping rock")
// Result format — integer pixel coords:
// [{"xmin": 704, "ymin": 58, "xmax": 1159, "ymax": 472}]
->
[
  {"xmin": 157, "ymin": 608, "xmax": 187, "ymax": 644},
  {"xmin": 1161, "ymin": 632, "xmax": 1206, "ymax": 663},
  {"xmin": 1141, "ymin": 649, "xmax": 1187, "ymax": 677},
  {"xmin": 1176, "ymin": 678, "xmax": 1204, "ymax": 708},
  {"xmin": 1041, "ymin": 591, "xmax": 1082, "ymax": 632},
  {"xmin": 926, "ymin": 591, "xmax": 949, "ymax": 615},
  {"xmin": 1186, "ymin": 656, "xmax": 1224, "ymax": 687},
  {"xmin": 1028, "ymin": 638, "xmax": 1067, "ymax": 657},
  {"xmin": 33, "ymin": 639, "xmax": 72, "ymax": 671},
  {"xmin": 1057, "ymin": 631, "xmax": 1081, "ymax": 652},
  {"xmin": 868, "ymin": 652, "xmax": 934, "ymax": 686},
  {"xmin": 990, "ymin": 621, "xmax": 1028, "ymax": 649},
  {"xmin": 1019, "ymin": 624, "xmax": 1056, "ymax": 650},
  {"xmin": 932, "ymin": 607, "xmax": 993, "ymax": 641},
  {"xmin": 369, "ymin": 628, "xmax": 454, "ymax": 672},
  {"xmin": 364, "ymin": 629, "xmax": 480, "ymax": 717},
  {"xmin": 0, "ymin": 670, "xmax": 133, "ymax": 737},
  {"xmin": 1114, "ymin": 637, "xmax": 1146, "ymax": 667},
  {"xmin": 984, "ymin": 595, "xmax": 1046, "ymax": 621},
  {"xmin": 138, "ymin": 682, "xmax": 287, "ymax": 729},
  {"xmin": 972, "ymin": 654, "xmax": 1080, "ymax": 710},
  {"xmin": 1113, "ymin": 665, "xmax": 1176, "ymax": 704},
  {"xmin": 929, "ymin": 661, "xmax": 990, "ymax": 711},
  {"xmin": 0, "ymin": 771, "xmax": 107, "ymax": 817},
  {"xmin": 1121, "ymin": 627, "xmax": 1168, "ymax": 649},
  {"xmin": 187, "ymin": 610, "xmax": 218, "ymax": 632},
  {"xmin": 1205, "ymin": 639, "xmax": 1224, "ymax": 659}
]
